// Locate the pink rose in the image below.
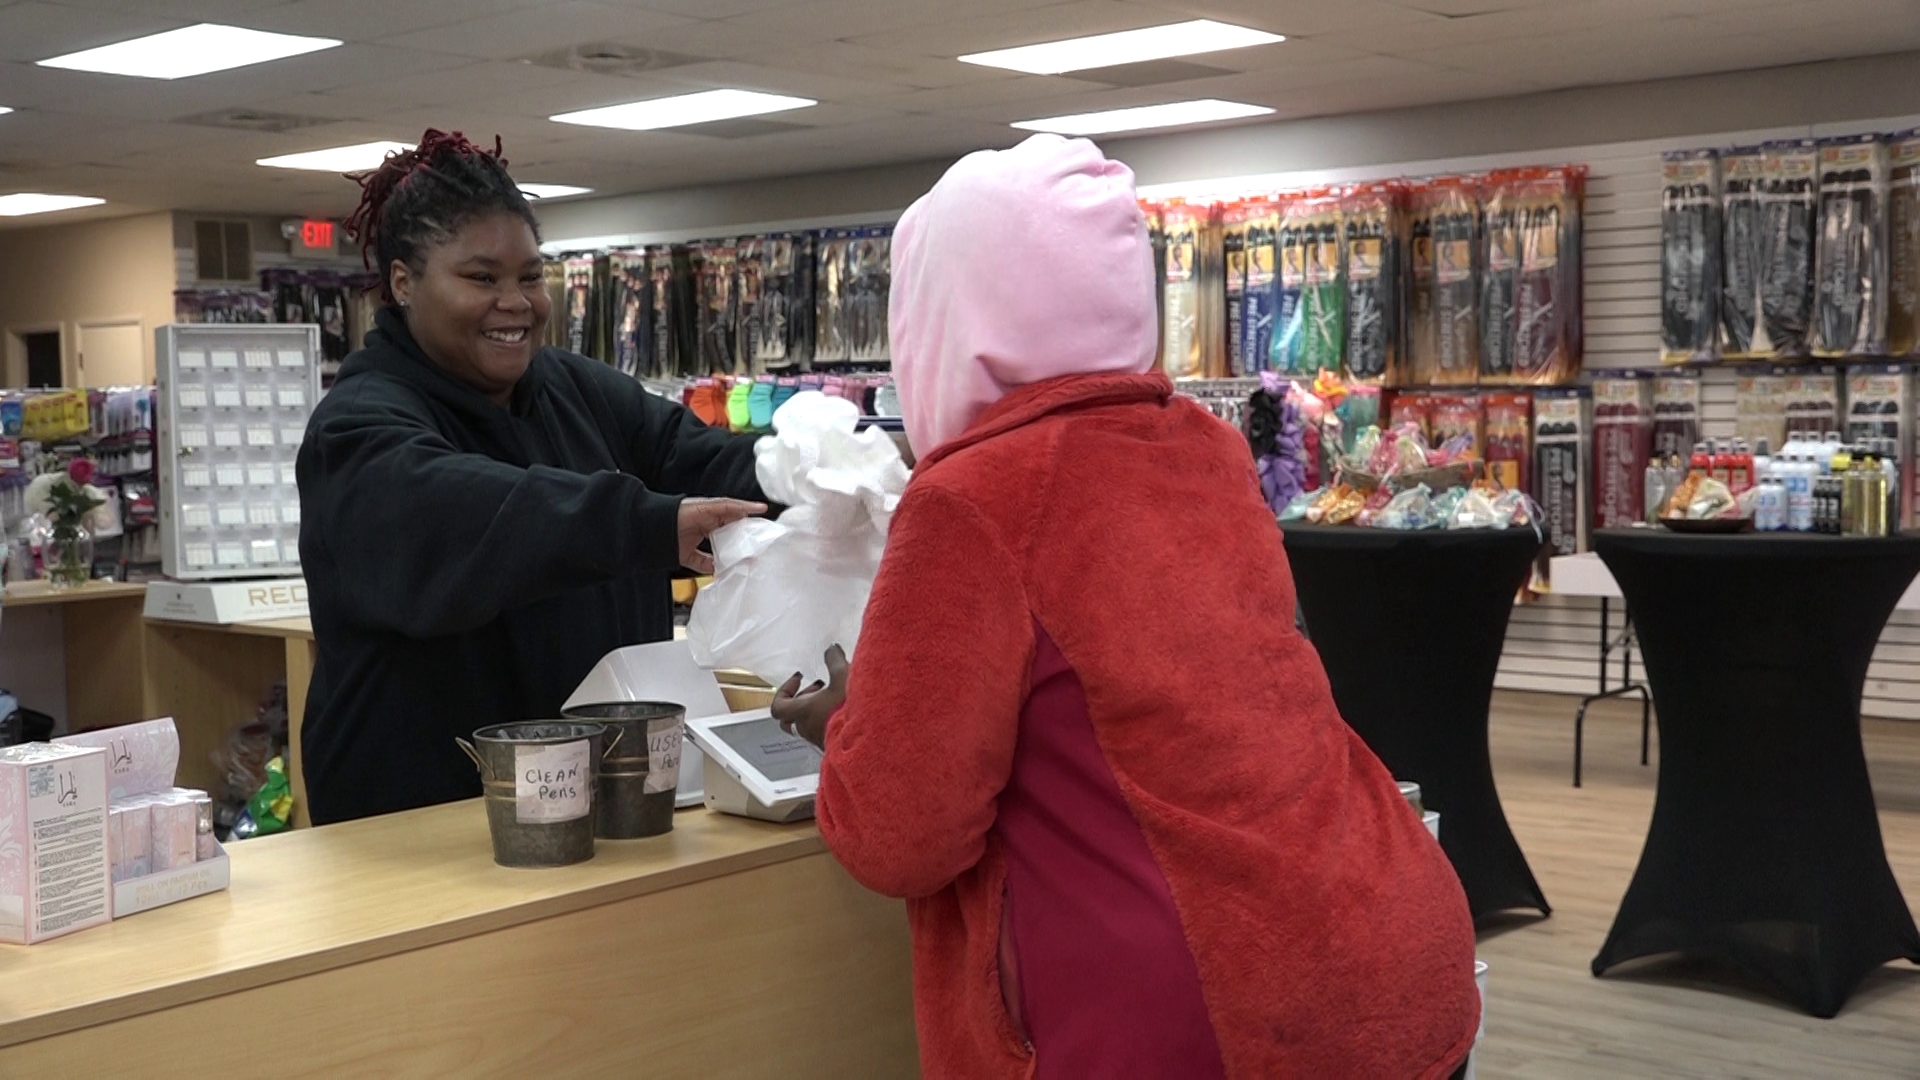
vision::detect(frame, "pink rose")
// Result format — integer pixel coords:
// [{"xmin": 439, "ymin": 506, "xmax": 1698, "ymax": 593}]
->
[{"xmin": 66, "ymin": 457, "xmax": 95, "ymax": 485}]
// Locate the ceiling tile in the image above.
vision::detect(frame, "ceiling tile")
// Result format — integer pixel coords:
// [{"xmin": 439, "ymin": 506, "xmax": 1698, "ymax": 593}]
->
[
  {"xmin": 241, "ymin": 0, "xmax": 546, "ymax": 40},
  {"xmin": 848, "ymin": 0, "xmax": 1177, "ymax": 56},
  {"xmin": 734, "ymin": 40, "xmax": 1014, "ymax": 90},
  {"xmin": 647, "ymin": 58, "xmax": 913, "ymax": 101},
  {"xmin": 851, "ymin": 72, "xmax": 1111, "ymax": 112},
  {"xmin": 376, "ymin": 2, "xmax": 695, "ymax": 61},
  {"xmin": 0, "ymin": 3, "xmax": 182, "ymax": 64},
  {"xmin": 52, "ymin": 0, "xmax": 291, "ymax": 17},
  {"xmin": 1139, "ymin": 0, "xmax": 1438, "ymax": 39}
]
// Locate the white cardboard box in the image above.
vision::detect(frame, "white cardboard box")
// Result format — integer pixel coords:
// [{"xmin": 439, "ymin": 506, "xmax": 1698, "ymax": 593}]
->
[
  {"xmin": 143, "ymin": 578, "xmax": 308, "ymax": 624},
  {"xmin": 112, "ymin": 842, "xmax": 230, "ymax": 918},
  {"xmin": 0, "ymin": 743, "xmax": 112, "ymax": 944}
]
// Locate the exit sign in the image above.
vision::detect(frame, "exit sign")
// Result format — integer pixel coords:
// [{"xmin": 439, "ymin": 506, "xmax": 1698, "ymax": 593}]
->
[{"xmin": 289, "ymin": 219, "xmax": 336, "ymax": 260}]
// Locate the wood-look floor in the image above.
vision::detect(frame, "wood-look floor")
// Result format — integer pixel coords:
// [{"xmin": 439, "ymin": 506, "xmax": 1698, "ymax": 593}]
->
[{"xmin": 1478, "ymin": 691, "xmax": 1920, "ymax": 1079}]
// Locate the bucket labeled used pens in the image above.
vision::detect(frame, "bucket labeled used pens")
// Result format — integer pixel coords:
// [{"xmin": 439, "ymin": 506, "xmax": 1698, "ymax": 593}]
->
[
  {"xmin": 561, "ymin": 702, "xmax": 685, "ymax": 840},
  {"xmin": 457, "ymin": 721, "xmax": 614, "ymax": 868}
]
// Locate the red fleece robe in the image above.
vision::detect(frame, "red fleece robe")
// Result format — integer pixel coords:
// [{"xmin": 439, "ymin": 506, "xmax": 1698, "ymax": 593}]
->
[{"xmin": 817, "ymin": 372, "xmax": 1480, "ymax": 1079}]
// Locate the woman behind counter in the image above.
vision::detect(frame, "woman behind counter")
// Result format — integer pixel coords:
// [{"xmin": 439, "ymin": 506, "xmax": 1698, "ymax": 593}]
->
[
  {"xmin": 773, "ymin": 135, "xmax": 1480, "ymax": 1079},
  {"xmin": 298, "ymin": 131, "xmax": 764, "ymax": 825}
]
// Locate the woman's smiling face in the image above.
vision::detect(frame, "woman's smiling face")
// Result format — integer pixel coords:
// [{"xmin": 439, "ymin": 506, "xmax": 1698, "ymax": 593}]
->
[{"xmin": 389, "ymin": 209, "xmax": 550, "ymax": 405}]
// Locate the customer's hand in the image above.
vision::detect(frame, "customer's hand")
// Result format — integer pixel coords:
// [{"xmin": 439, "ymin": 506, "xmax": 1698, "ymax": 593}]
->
[
  {"xmin": 677, "ymin": 498, "xmax": 766, "ymax": 574},
  {"xmin": 772, "ymin": 645, "xmax": 849, "ymax": 750}
]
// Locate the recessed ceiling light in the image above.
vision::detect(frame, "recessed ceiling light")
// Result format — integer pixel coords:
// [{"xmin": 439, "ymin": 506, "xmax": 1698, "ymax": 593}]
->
[
  {"xmin": 519, "ymin": 183, "xmax": 593, "ymax": 200},
  {"xmin": 257, "ymin": 141, "xmax": 414, "ymax": 172},
  {"xmin": 0, "ymin": 193, "xmax": 105, "ymax": 217},
  {"xmin": 959, "ymin": 20, "xmax": 1283, "ymax": 75},
  {"xmin": 38, "ymin": 23, "xmax": 341, "ymax": 80},
  {"xmin": 550, "ymin": 89, "xmax": 816, "ymax": 131},
  {"xmin": 1012, "ymin": 99, "xmax": 1274, "ymax": 136}
]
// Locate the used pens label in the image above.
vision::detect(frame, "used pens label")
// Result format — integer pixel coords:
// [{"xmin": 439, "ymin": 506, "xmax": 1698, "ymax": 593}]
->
[{"xmin": 515, "ymin": 741, "xmax": 591, "ymax": 824}]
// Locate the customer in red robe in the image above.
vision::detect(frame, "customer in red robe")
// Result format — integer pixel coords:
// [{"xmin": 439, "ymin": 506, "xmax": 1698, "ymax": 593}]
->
[{"xmin": 772, "ymin": 133, "xmax": 1480, "ymax": 1079}]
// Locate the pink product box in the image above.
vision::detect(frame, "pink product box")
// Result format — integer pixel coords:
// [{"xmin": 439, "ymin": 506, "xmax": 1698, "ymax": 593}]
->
[
  {"xmin": 55, "ymin": 718, "xmax": 181, "ymax": 802},
  {"xmin": 0, "ymin": 743, "xmax": 112, "ymax": 945}
]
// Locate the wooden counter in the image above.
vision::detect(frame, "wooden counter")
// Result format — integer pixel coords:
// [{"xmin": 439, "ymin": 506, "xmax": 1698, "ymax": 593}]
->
[{"xmin": 0, "ymin": 801, "xmax": 918, "ymax": 1076}]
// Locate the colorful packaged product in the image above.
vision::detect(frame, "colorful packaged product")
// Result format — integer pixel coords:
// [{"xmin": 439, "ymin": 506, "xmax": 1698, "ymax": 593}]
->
[
  {"xmin": 1342, "ymin": 182, "xmax": 1405, "ymax": 384},
  {"xmin": 1892, "ymin": 132, "xmax": 1920, "ymax": 358},
  {"xmin": 1483, "ymin": 393, "xmax": 1532, "ymax": 493},
  {"xmin": 1813, "ymin": 134, "xmax": 1890, "ymax": 358},
  {"xmin": 1160, "ymin": 201, "xmax": 1204, "ymax": 378},
  {"xmin": 1243, "ymin": 197, "xmax": 1282, "ymax": 373},
  {"xmin": 1734, "ymin": 369, "xmax": 1789, "ymax": 453},
  {"xmin": 1408, "ymin": 177, "xmax": 1480, "ymax": 385},
  {"xmin": 1223, "ymin": 201, "xmax": 1251, "ymax": 376},
  {"xmin": 1531, "ymin": 390, "xmax": 1588, "ymax": 590}
]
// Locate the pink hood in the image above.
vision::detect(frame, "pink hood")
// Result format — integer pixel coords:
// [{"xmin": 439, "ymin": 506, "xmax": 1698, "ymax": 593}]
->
[{"xmin": 889, "ymin": 133, "xmax": 1159, "ymax": 456}]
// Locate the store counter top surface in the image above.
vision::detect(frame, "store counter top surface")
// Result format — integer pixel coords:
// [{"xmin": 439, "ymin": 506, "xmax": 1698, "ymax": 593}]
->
[
  {"xmin": 2, "ymin": 579, "xmax": 148, "ymax": 607},
  {"xmin": 0, "ymin": 799, "xmax": 828, "ymax": 1048}
]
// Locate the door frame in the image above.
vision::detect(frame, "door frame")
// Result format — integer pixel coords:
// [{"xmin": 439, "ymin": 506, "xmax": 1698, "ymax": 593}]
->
[
  {"xmin": 75, "ymin": 315, "xmax": 147, "ymax": 388},
  {"xmin": 4, "ymin": 322, "xmax": 65, "ymax": 389}
]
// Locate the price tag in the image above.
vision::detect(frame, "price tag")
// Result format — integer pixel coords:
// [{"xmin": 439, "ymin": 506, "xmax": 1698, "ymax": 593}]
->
[
  {"xmin": 645, "ymin": 718, "xmax": 683, "ymax": 794},
  {"xmin": 515, "ymin": 741, "xmax": 591, "ymax": 824}
]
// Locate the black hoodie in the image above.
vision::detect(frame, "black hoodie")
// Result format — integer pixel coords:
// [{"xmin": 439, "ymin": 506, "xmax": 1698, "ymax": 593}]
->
[{"xmin": 297, "ymin": 308, "xmax": 762, "ymax": 824}]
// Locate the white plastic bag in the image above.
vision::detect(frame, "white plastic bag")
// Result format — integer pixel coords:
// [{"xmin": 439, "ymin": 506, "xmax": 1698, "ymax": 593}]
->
[{"xmin": 686, "ymin": 391, "xmax": 908, "ymax": 685}]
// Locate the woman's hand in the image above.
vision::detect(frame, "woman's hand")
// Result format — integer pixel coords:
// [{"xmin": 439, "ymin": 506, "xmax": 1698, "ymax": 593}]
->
[
  {"xmin": 678, "ymin": 498, "xmax": 766, "ymax": 574},
  {"xmin": 772, "ymin": 645, "xmax": 849, "ymax": 750}
]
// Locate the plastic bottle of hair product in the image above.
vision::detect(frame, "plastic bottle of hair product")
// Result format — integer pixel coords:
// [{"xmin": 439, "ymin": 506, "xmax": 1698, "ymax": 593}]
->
[{"xmin": 1787, "ymin": 454, "xmax": 1815, "ymax": 531}]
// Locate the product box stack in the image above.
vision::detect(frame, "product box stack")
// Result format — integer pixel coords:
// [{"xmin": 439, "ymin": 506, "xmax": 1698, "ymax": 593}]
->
[
  {"xmin": 50, "ymin": 718, "xmax": 229, "ymax": 925},
  {"xmin": 0, "ymin": 742, "xmax": 111, "ymax": 944}
]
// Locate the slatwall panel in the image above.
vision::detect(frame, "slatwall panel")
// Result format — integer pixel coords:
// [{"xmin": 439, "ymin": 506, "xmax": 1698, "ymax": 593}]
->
[{"xmin": 1260, "ymin": 111, "xmax": 1920, "ymax": 719}]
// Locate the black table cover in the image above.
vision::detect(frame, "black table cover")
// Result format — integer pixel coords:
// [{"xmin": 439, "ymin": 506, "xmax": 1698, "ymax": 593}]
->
[
  {"xmin": 1281, "ymin": 523, "xmax": 1548, "ymax": 923},
  {"xmin": 1591, "ymin": 529, "xmax": 1920, "ymax": 1018}
]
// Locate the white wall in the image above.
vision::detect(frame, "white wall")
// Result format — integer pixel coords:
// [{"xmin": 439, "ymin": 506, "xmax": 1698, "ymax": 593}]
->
[{"xmin": 537, "ymin": 49, "xmax": 1920, "ymax": 246}]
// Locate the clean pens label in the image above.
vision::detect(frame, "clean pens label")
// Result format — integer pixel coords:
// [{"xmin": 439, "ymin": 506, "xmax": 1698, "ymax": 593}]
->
[{"xmin": 515, "ymin": 741, "xmax": 590, "ymax": 824}]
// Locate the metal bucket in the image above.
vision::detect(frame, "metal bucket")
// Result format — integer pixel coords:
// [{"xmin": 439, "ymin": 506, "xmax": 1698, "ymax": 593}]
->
[
  {"xmin": 562, "ymin": 702, "xmax": 684, "ymax": 840},
  {"xmin": 457, "ymin": 721, "xmax": 615, "ymax": 868}
]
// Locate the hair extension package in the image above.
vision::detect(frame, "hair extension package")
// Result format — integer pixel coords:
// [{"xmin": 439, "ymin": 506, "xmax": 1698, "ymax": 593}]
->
[
  {"xmin": 608, "ymin": 249, "xmax": 650, "ymax": 378},
  {"xmin": 1758, "ymin": 140, "xmax": 1818, "ymax": 358},
  {"xmin": 1813, "ymin": 134, "xmax": 1890, "ymax": 358},
  {"xmin": 1342, "ymin": 181, "xmax": 1404, "ymax": 385},
  {"xmin": 542, "ymin": 260, "xmax": 568, "ymax": 349},
  {"xmin": 814, "ymin": 229, "xmax": 853, "ymax": 365},
  {"xmin": 563, "ymin": 255, "xmax": 593, "ymax": 356},
  {"xmin": 1497, "ymin": 166, "xmax": 1584, "ymax": 385},
  {"xmin": 1719, "ymin": 147, "xmax": 1765, "ymax": 358},
  {"xmin": 1531, "ymin": 388, "xmax": 1588, "ymax": 591},
  {"xmin": 1591, "ymin": 376, "xmax": 1652, "ymax": 530},
  {"xmin": 1160, "ymin": 201, "xmax": 1204, "ymax": 378},
  {"xmin": 1483, "ymin": 392, "xmax": 1532, "ymax": 493},
  {"xmin": 848, "ymin": 227, "xmax": 892, "ymax": 363},
  {"xmin": 1893, "ymin": 131, "xmax": 1920, "ymax": 358},
  {"xmin": 1222, "ymin": 201, "xmax": 1250, "ymax": 375},
  {"xmin": 1278, "ymin": 190, "xmax": 1344, "ymax": 377},
  {"xmin": 1661, "ymin": 149, "xmax": 1722, "ymax": 364},
  {"xmin": 1142, "ymin": 201, "xmax": 1167, "ymax": 371},
  {"xmin": 1409, "ymin": 177, "xmax": 1479, "ymax": 385},
  {"xmin": 1735, "ymin": 368, "xmax": 1788, "ymax": 452},
  {"xmin": 1651, "ymin": 373, "xmax": 1701, "ymax": 463},
  {"xmin": 1270, "ymin": 194, "xmax": 1311, "ymax": 374},
  {"xmin": 1243, "ymin": 197, "xmax": 1281, "ymax": 373}
]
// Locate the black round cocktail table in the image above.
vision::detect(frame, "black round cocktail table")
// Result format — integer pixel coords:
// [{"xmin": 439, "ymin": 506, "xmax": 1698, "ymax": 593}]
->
[
  {"xmin": 1281, "ymin": 523, "xmax": 1548, "ymax": 924},
  {"xmin": 1590, "ymin": 528, "xmax": 1920, "ymax": 1017}
]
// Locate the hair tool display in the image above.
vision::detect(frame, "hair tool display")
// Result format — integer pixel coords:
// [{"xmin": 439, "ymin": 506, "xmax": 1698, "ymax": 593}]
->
[
  {"xmin": 1813, "ymin": 134, "xmax": 1890, "ymax": 358},
  {"xmin": 1661, "ymin": 149, "xmax": 1722, "ymax": 363}
]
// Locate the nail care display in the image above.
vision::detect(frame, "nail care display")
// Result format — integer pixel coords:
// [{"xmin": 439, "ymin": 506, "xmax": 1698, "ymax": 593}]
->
[{"xmin": 156, "ymin": 324, "xmax": 319, "ymax": 580}]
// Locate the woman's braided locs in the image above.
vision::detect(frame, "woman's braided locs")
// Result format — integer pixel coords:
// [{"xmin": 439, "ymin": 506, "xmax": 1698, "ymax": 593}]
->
[{"xmin": 341, "ymin": 129, "xmax": 540, "ymax": 302}]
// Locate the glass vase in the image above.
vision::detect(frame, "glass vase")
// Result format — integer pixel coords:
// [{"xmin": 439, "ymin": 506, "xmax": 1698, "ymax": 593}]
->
[{"xmin": 44, "ymin": 523, "xmax": 93, "ymax": 589}]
